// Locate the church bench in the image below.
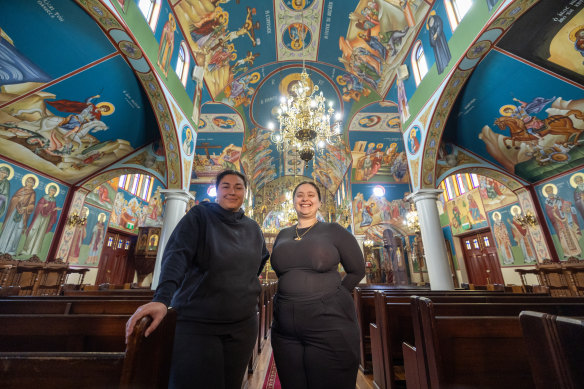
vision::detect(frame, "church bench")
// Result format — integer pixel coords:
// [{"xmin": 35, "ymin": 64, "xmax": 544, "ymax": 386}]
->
[
  {"xmin": 520, "ymin": 311, "xmax": 584, "ymax": 389},
  {"xmin": 62, "ymin": 288, "xmax": 155, "ymax": 297},
  {"xmin": 0, "ymin": 298, "xmax": 149, "ymax": 315},
  {"xmin": 0, "ymin": 310, "xmax": 176, "ymax": 389},
  {"xmin": 353, "ymin": 287, "xmax": 536, "ymax": 375},
  {"xmin": 404, "ymin": 296, "xmax": 584, "ymax": 389},
  {"xmin": 373, "ymin": 294, "xmax": 584, "ymax": 389}
]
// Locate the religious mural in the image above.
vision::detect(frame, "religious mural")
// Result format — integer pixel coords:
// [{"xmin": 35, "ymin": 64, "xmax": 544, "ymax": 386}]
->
[
  {"xmin": 109, "ymin": 183, "xmax": 165, "ymax": 233},
  {"xmin": 351, "ymin": 183, "xmax": 411, "ymax": 236},
  {"xmin": 477, "ymin": 174, "xmax": 517, "ymax": 212},
  {"xmin": 0, "ymin": 2, "xmax": 159, "ymax": 184},
  {"xmin": 535, "ymin": 169, "xmax": 584, "ymax": 261},
  {"xmin": 192, "ymin": 132, "xmax": 243, "ymax": 184},
  {"xmin": 0, "ymin": 158, "xmax": 67, "ymax": 261},
  {"xmin": 350, "ymin": 132, "xmax": 409, "ymax": 184},
  {"xmin": 445, "ymin": 188, "xmax": 488, "ymax": 236},
  {"xmin": 67, "ymin": 203, "xmax": 110, "ymax": 267},
  {"xmin": 338, "ymin": 0, "xmax": 430, "ymax": 95},
  {"xmin": 487, "ymin": 203, "xmax": 538, "ymax": 266},
  {"xmin": 85, "ymin": 177, "xmax": 118, "ymax": 212},
  {"xmin": 497, "ymin": 1, "xmax": 584, "ymax": 85}
]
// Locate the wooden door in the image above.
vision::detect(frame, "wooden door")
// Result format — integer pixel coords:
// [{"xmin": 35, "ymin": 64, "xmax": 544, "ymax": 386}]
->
[
  {"xmin": 461, "ymin": 231, "xmax": 504, "ymax": 285},
  {"xmin": 95, "ymin": 229, "xmax": 136, "ymax": 285}
]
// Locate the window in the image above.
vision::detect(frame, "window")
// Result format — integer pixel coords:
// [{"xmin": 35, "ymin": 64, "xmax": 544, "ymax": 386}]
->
[
  {"xmin": 473, "ymin": 239, "xmax": 479, "ymax": 249},
  {"xmin": 411, "ymin": 41, "xmax": 428, "ymax": 86},
  {"xmin": 118, "ymin": 174, "xmax": 154, "ymax": 202},
  {"xmin": 445, "ymin": 0, "xmax": 473, "ymax": 31},
  {"xmin": 470, "ymin": 173, "xmax": 480, "ymax": 188},
  {"xmin": 465, "ymin": 240, "xmax": 471, "ymax": 250},
  {"xmin": 456, "ymin": 174, "xmax": 467, "ymax": 195},
  {"xmin": 175, "ymin": 42, "xmax": 191, "ymax": 87},
  {"xmin": 444, "ymin": 177, "xmax": 455, "ymax": 201},
  {"xmin": 137, "ymin": 0, "xmax": 161, "ymax": 31},
  {"xmin": 483, "ymin": 236, "xmax": 490, "ymax": 247}
]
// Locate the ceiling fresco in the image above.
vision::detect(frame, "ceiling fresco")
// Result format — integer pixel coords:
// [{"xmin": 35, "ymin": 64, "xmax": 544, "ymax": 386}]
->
[
  {"xmin": 443, "ymin": 0, "xmax": 584, "ymax": 185},
  {"xmin": 0, "ymin": 1, "xmax": 177, "ymax": 190}
]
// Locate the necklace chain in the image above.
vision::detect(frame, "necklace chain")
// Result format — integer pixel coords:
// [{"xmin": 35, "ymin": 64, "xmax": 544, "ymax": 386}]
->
[{"xmin": 295, "ymin": 221, "xmax": 318, "ymax": 241}]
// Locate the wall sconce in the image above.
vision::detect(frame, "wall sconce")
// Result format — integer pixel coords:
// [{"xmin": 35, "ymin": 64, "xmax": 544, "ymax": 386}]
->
[
  {"xmin": 514, "ymin": 211, "xmax": 538, "ymax": 227},
  {"xmin": 405, "ymin": 203, "xmax": 420, "ymax": 234},
  {"xmin": 66, "ymin": 212, "xmax": 87, "ymax": 227}
]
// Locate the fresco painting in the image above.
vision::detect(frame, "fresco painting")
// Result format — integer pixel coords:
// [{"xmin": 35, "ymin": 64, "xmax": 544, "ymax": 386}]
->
[
  {"xmin": 352, "ymin": 183, "xmax": 411, "ymax": 235},
  {"xmin": 477, "ymin": 174, "xmax": 517, "ymax": 212},
  {"xmin": 0, "ymin": 159, "xmax": 67, "ymax": 261},
  {"xmin": 445, "ymin": 188, "xmax": 488, "ymax": 236},
  {"xmin": 535, "ymin": 170, "xmax": 584, "ymax": 261},
  {"xmin": 67, "ymin": 203, "xmax": 110, "ymax": 267},
  {"xmin": 192, "ymin": 132, "xmax": 243, "ymax": 183},
  {"xmin": 350, "ymin": 132, "xmax": 409, "ymax": 184},
  {"xmin": 85, "ymin": 177, "xmax": 119, "ymax": 212},
  {"xmin": 338, "ymin": 0, "xmax": 430, "ymax": 95},
  {"xmin": 487, "ymin": 203, "xmax": 538, "ymax": 266},
  {"xmin": 109, "ymin": 182, "xmax": 165, "ymax": 233}
]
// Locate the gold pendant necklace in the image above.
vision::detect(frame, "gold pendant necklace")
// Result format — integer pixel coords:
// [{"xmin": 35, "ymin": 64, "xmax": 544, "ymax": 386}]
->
[{"xmin": 295, "ymin": 221, "xmax": 318, "ymax": 241}]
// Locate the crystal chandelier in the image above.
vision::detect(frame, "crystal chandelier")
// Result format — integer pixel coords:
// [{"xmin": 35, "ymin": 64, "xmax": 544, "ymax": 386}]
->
[
  {"xmin": 269, "ymin": 70, "xmax": 342, "ymax": 164},
  {"xmin": 268, "ymin": 11, "xmax": 342, "ymax": 165}
]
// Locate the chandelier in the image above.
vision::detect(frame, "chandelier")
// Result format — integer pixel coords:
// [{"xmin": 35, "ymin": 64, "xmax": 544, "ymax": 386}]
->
[
  {"xmin": 405, "ymin": 203, "xmax": 420, "ymax": 234},
  {"xmin": 269, "ymin": 16, "xmax": 342, "ymax": 164}
]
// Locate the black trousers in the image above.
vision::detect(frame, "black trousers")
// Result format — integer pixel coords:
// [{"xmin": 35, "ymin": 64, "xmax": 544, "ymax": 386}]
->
[
  {"xmin": 271, "ymin": 287, "xmax": 361, "ymax": 389},
  {"xmin": 169, "ymin": 315, "xmax": 258, "ymax": 389}
]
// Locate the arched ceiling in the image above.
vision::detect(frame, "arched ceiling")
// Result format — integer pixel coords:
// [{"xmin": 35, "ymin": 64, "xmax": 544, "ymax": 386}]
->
[{"xmin": 3, "ymin": 0, "xmax": 583, "ymax": 202}]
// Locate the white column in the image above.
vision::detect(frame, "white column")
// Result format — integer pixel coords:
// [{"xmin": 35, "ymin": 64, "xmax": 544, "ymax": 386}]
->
[
  {"xmin": 407, "ymin": 190, "xmax": 454, "ymax": 290},
  {"xmin": 151, "ymin": 189, "xmax": 194, "ymax": 290}
]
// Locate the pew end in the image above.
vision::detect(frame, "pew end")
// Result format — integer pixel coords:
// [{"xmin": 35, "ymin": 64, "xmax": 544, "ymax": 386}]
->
[{"xmin": 121, "ymin": 308, "xmax": 177, "ymax": 389}]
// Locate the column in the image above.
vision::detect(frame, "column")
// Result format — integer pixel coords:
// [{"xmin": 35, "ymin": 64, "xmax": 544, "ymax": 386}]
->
[
  {"xmin": 407, "ymin": 190, "xmax": 454, "ymax": 290},
  {"xmin": 151, "ymin": 189, "xmax": 194, "ymax": 290}
]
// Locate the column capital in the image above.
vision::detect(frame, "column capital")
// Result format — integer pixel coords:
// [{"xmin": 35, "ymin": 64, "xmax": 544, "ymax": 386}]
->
[
  {"xmin": 407, "ymin": 189, "xmax": 443, "ymax": 203},
  {"xmin": 159, "ymin": 189, "xmax": 194, "ymax": 204}
]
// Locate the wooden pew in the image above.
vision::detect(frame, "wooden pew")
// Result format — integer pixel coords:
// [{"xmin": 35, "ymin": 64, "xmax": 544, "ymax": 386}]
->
[
  {"xmin": 0, "ymin": 298, "xmax": 149, "ymax": 314},
  {"xmin": 373, "ymin": 293, "xmax": 584, "ymax": 389},
  {"xmin": 0, "ymin": 310, "xmax": 176, "ymax": 389},
  {"xmin": 353, "ymin": 286, "xmax": 542, "ymax": 377},
  {"xmin": 62, "ymin": 288, "xmax": 155, "ymax": 297},
  {"xmin": 520, "ymin": 311, "xmax": 584, "ymax": 389},
  {"xmin": 404, "ymin": 296, "xmax": 584, "ymax": 389}
]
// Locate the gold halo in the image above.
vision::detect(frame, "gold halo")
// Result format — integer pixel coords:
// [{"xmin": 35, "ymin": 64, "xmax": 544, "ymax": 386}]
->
[
  {"xmin": 248, "ymin": 72, "xmax": 261, "ymax": 84},
  {"xmin": 0, "ymin": 163, "xmax": 14, "ymax": 180},
  {"xmin": 279, "ymin": 72, "xmax": 312, "ymax": 96},
  {"xmin": 291, "ymin": 0, "xmax": 306, "ymax": 10},
  {"xmin": 426, "ymin": 10, "xmax": 436, "ymax": 30},
  {"xmin": 22, "ymin": 174, "xmax": 39, "ymax": 189},
  {"xmin": 542, "ymin": 183, "xmax": 558, "ymax": 197},
  {"xmin": 98, "ymin": 213, "xmax": 106, "ymax": 223},
  {"xmin": 492, "ymin": 211, "xmax": 501, "ymax": 221},
  {"xmin": 569, "ymin": 25, "xmax": 584, "ymax": 41},
  {"xmin": 499, "ymin": 104, "xmax": 516, "ymax": 117},
  {"xmin": 390, "ymin": 142, "xmax": 397, "ymax": 148},
  {"xmin": 45, "ymin": 183, "xmax": 60, "ymax": 196},
  {"xmin": 336, "ymin": 75, "xmax": 347, "ymax": 85},
  {"xmin": 82, "ymin": 206, "xmax": 89, "ymax": 216},
  {"xmin": 510, "ymin": 205, "xmax": 522, "ymax": 216},
  {"xmin": 569, "ymin": 172, "xmax": 584, "ymax": 188},
  {"xmin": 96, "ymin": 102, "xmax": 115, "ymax": 115}
]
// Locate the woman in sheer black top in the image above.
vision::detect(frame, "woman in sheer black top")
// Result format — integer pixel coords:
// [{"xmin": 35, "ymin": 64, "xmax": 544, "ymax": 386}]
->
[{"xmin": 270, "ymin": 181, "xmax": 365, "ymax": 389}]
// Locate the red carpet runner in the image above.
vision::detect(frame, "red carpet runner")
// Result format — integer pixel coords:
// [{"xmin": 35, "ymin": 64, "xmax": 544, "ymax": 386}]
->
[{"xmin": 261, "ymin": 353, "xmax": 281, "ymax": 389}]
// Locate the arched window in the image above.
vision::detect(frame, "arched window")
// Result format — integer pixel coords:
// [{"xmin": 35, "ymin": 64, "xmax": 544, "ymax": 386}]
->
[
  {"xmin": 137, "ymin": 0, "xmax": 161, "ymax": 32},
  {"xmin": 119, "ymin": 173, "xmax": 154, "ymax": 202},
  {"xmin": 444, "ymin": 0, "xmax": 473, "ymax": 31},
  {"xmin": 411, "ymin": 41, "xmax": 428, "ymax": 86},
  {"xmin": 175, "ymin": 41, "xmax": 191, "ymax": 87}
]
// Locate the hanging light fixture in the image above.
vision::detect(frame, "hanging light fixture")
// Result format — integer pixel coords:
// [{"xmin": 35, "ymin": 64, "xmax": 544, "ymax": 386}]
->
[{"xmin": 269, "ymin": 10, "xmax": 342, "ymax": 165}]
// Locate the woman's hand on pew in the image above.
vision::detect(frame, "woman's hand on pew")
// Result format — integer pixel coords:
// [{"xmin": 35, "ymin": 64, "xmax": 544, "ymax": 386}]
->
[{"xmin": 125, "ymin": 301, "xmax": 168, "ymax": 343}]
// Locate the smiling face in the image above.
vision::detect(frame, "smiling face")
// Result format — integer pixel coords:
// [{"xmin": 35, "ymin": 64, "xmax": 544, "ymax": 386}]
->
[
  {"xmin": 216, "ymin": 174, "xmax": 246, "ymax": 212},
  {"xmin": 293, "ymin": 183, "xmax": 321, "ymax": 220}
]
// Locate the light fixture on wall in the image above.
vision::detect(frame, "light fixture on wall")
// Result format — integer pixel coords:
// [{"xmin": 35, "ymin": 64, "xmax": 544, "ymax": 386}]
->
[
  {"xmin": 268, "ymin": 10, "xmax": 342, "ymax": 165},
  {"xmin": 405, "ymin": 203, "xmax": 420, "ymax": 234},
  {"xmin": 514, "ymin": 211, "xmax": 538, "ymax": 227},
  {"xmin": 66, "ymin": 212, "xmax": 87, "ymax": 227}
]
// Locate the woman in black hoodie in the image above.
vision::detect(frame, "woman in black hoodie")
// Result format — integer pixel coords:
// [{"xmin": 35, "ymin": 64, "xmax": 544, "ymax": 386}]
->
[{"xmin": 125, "ymin": 170, "xmax": 269, "ymax": 389}]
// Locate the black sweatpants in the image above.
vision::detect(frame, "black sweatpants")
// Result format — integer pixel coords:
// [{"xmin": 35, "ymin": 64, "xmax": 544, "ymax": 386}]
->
[
  {"xmin": 271, "ymin": 287, "xmax": 361, "ymax": 389},
  {"xmin": 169, "ymin": 315, "xmax": 258, "ymax": 389}
]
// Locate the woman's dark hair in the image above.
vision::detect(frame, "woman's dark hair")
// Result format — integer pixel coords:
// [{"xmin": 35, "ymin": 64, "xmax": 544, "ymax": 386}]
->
[
  {"xmin": 293, "ymin": 181, "xmax": 321, "ymax": 201},
  {"xmin": 215, "ymin": 169, "xmax": 248, "ymax": 189}
]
